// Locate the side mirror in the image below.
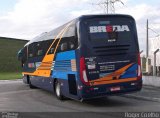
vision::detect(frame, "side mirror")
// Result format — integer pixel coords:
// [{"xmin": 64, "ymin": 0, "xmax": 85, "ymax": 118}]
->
[{"xmin": 61, "ymin": 43, "xmax": 68, "ymax": 51}]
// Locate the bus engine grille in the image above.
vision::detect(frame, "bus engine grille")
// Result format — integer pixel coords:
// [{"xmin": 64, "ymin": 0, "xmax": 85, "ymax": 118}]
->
[{"xmin": 93, "ymin": 45, "xmax": 130, "ymax": 57}]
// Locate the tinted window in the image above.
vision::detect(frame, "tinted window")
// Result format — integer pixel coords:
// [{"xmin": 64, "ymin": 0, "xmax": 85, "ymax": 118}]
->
[
  {"xmin": 21, "ymin": 47, "xmax": 27, "ymax": 63},
  {"xmin": 28, "ymin": 43, "xmax": 36, "ymax": 58},
  {"xmin": 41, "ymin": 40, "xmax": 53, "ymax": 55},
  {"xmin": 48, "ymin": 39, "xmax": 59, "ymax": 54},
  {"xmin": 86, "ymin": 17, "xmax": 137, "ymax": 52},
  {"xmin": 88, "ymin": 18, "xmax": 133, "ymax": 44},
  {"xmin": 57, "ymin": 36, "xmax": 78, "ymax": 52}
]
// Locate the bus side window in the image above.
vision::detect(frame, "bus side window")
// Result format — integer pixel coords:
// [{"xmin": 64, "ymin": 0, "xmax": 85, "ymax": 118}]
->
[
  {"xmin": 50, "ymin": 48, "xmax": 55, "ymax": 53},
  {"xmin": 28, "ymin": 44, "xmax": 34, "ymax": 58},
  {"xmin": 57, "ymin": 37, "xmax": 78, "ymax": 52},
  {"xmin": 61, "ymin": 22, "xmax": 78, "ymax": 51},
  {"xmin": 68, "ymin": 36, "xmax": 78, "ymax": 50},
  {"xmin": 29, "ymin": 53, "xmax": 33, "ymax": 58},
  {"xmin": 20, "ymin": 47, "xmax": 27, "ymax": 67},
  {"xmin": 57, "ymin": 38, "xmax": 67, "ymax": 52},
  {"xmin": 48, "ymin": 39, "xmax": 59, "ymax": 54},
  {"xmin": 60, "ymin": 42, "xmax": 68, "ymax": 51},
  {"xmin": 48, "ymin": 39, "xmax": 55, "ymax": 54},
  {"xmin": 56, "ymin": 22, "xmax": 78, "ymax": 52},
  {"xmin": 37, "ymin": 49, "xmax": 43, "ymax": 56},
  {"xmin": 36, "ymin": 40, "xmax": 51, "ymax": 56},
  {"xmin": 42, "ymin": 40, "xmax": 52, "ymax": 55},
  {"xmin": 69, "ymin": 41, "xmax": 75, "ymax": 50},
  {"xmin": 36, "ymin": 42, "xmax": 45, "ymax": 56}
]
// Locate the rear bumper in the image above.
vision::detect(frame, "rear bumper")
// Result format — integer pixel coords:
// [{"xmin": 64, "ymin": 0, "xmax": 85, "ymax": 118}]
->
[{"xmin": 80, "ymin": 79, "xmax": 142, "ymax": 100}]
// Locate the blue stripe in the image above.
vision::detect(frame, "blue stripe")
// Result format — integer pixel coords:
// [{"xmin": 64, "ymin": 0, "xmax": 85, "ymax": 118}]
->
[
  {"xmin": 55, "ymin": 50, "xmax": 76, "ymax": 61},
  {"xmin": 52, "ymin": 71, "xmax": 77, "ymax": 80},
  {"xmin": 120, "ymin": 64, "xmax": 138, "ymax": 79},
  {"xmin": 52, "ymin": 50, "xmax": 77, "ymax": 80}
]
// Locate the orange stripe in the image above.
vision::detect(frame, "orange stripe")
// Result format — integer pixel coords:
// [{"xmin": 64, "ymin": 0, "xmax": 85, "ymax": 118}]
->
[
  {"xmin": 45, "ymin": 39, "xmax": 57, "ymax": 55},
  {"xmin": 89, "ymin": 63, "xmax": 135, "ymax": 86},
  {"xmin": 23, "ymin": 21, "xmax": 74, "ymax": 77},
  {"xmin": 71, "ymin": 59, "xmax": 77, "ymax": 71},
  {"xmin": 53, "ymin": 22, "xmax": 73, "ymax": 55},
  {"xmin": 45, "ymin": 23, "xmax": 69, "ymax": 55},
  {"xmin": 90, "ymin": 63, "xmax": 133, "ymax": 83},
  {"xmin": 90, "ymin": 78, "xmax": 137, "ymax": 86}
]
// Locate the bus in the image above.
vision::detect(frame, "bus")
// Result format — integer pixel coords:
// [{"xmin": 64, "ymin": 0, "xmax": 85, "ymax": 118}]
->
[{"xmin": 18, "ymin": 14, "xmax": 142, "ymax": 101}]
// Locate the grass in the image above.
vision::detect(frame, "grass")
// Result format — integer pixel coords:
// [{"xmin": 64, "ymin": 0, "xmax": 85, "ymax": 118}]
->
[
  {"xmin": 0, "ymin": 72, "xmax": 22, "ymax": 80},
  {"xmin": 0, "ymin": 37, "xmax": 27, "ymax": 73},
  {"xmin": 0, "ymin": 37, "xmax": 27, "ymax": 80}
]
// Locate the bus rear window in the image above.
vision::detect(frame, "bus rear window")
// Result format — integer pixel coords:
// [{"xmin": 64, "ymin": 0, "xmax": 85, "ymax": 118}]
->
[{"xmin": 88, "ymin": 19, "xmax": 134, "ymax": 45}]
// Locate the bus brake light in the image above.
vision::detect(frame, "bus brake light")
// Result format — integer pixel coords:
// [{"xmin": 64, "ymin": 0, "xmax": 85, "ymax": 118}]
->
[
  {"xmin": 80, "ymin": 57, "xmax": 89, "ymax": 86},
  {"xmin": 137, "ymin": 53, "xmax": 142, "ymax": 80}
]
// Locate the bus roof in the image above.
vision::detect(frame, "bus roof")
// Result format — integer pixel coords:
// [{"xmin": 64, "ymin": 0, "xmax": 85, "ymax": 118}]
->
[
  {"xmin": 78, "ymin": 14, "xmax": 134, "ymax": 21},
  {"xmin": 24, "ymin": 14, "xmax": 134, "ymax": 47}
]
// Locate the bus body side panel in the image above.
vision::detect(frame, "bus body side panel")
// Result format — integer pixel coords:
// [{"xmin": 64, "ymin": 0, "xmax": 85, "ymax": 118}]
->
[
  {"xmin": 23, "ymin": 56, "xmax": 44, "ymax": 73},
  {"xmin": 21, "ymin": 20, "xmax": 81, "ymax": 99},
  {"xmin": 51, "ymin": 50, "xmax": 80, "ymax": 100},
  {"xmin": 30, "ymin": 76, "xmax": 54, "ymax": 91},
  {"xmin": 22, "ymin": 53, "xmax": 55, "ymax": 91}
]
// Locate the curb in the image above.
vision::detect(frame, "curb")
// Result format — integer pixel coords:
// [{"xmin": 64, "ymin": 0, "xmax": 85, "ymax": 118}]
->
[
  {"xmin": 143, "ymin": 76, "xmax": 160, "ymax": 87},
  {"xmin": 122, "ymin": 94, "xmax": 160, "ymax": 103},
  {"xmin": 143, "ymin": 85, "xmax": 160, "ymax": 90}
]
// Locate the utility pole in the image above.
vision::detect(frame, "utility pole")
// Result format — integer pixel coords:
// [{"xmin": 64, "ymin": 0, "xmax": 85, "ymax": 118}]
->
[
  {"xmin": 146, "ymin": 20, "xmax": 160, "ymax": 75},
  {"xmin": 146, "ymin": 19, "xmax": 149, "ymax": 58},
  {"xmin": 107, "ymin": 0, "xmax": 109, "ymax": 14},
  {"xmin": 146, "ymin": 19, "xmax": 149, "ymax": 74},
  {"xmin": 153, "ymin": 49, "xmax": 159, "ymax": 76}
]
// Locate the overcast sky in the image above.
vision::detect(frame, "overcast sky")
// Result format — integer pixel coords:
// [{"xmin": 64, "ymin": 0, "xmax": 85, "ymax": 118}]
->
[{"xmin": 0, "ymin": 0, "xmax": 160, "ymax": 54}]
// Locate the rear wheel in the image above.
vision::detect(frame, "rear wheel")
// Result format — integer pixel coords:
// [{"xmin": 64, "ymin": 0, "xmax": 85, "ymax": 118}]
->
[
  {"xmin": 55, "ymin": 80, "xmax": 64, "ymax": 100},
  {"xmin": 26, "ymin": 75, "xmax": 29, "ymax": 84}
]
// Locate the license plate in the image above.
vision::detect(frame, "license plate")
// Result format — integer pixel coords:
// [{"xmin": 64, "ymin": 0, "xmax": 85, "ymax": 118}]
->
[{"xmin": 110, "ymin": 87, "xmax": 121, "ymax": 92}]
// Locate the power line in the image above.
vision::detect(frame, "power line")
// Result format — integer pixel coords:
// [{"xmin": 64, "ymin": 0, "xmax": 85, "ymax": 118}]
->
[
  {"xmin": 92, "ymin": 0, "xmax": 124, "ymax": 14},
  {"xmin": 148, "ymin": 27, "xmax": 160, "ymax": 37}
]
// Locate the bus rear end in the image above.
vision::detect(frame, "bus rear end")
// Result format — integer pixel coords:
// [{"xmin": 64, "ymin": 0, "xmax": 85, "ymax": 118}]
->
[{"xmin": 78, "ymin": 15, "xmax": 142, "ymax": 99}]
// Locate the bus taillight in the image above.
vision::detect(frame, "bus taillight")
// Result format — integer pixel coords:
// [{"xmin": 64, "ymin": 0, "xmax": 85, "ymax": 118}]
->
[
  {"xmin": 80, "ymin": 57, "xmax": 89, "ymax": 86},
  {"xmin": 137, "ymin": 53, "xmax": 142, "ymax": 80}
]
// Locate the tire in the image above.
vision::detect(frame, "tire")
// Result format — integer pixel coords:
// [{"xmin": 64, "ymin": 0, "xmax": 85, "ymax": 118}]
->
[
  {"xmin": 28, "ymin": 76, "xmax": 36, "ymax": 89},
  {"xmin": 55, "ymin": 80, "xmax": 64, "ymax": 100},
  {"xmin": 26, "ymin": 75, "xmax": 29, "ymax": 84}
]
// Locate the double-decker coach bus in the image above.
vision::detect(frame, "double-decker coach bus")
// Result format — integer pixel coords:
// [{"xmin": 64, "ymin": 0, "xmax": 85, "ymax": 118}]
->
[{"xmin": 18, "ymin": 14, "xmax": 142, "ymax": 101}]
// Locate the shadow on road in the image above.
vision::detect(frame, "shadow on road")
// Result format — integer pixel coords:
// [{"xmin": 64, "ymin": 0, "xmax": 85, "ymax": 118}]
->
[
  {"xmin": 37, "ymin": 88, "xmax": 133, "ymax": 108},
  {"xmin": 82, "ymin": 97, "xmax": 130, "ymax": 107}
]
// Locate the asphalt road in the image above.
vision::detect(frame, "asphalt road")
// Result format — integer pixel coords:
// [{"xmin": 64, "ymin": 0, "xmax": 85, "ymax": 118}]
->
[{"xmin": 0, "ymin": 80, "xmax": 160, "ymax": 118}]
